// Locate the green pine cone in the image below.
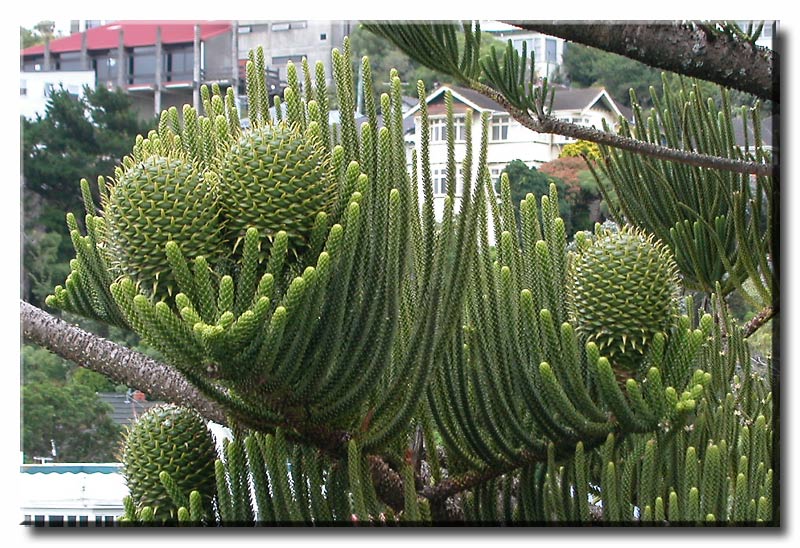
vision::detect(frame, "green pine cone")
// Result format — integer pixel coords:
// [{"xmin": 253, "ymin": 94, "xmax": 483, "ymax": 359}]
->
[
  {"xmin": 217, "ymin": 122, "xmax": 334, "ymax": 256},
  {"xmin": 571, "ymin": 226, "xmax": 680, "ymax": 379},
  {"xmin": 121, "ymin": 404, "xmax": 218, "ymax": 520},
  {"xmin": 104, "ymin": 155, "xmax": 225, "ymax": 300}
]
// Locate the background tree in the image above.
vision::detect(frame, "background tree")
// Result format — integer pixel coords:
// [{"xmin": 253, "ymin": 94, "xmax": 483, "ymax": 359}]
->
[
  {"xmin": 20, "ymin": 86, "xmax": 153, "ymax": 464},
  {"xmin": 22, "ymin": 86, "xmax": 154, "ymax": 308},
  {"xmin": 561, "ymin": 33, "xmax": 771, "ymax": 115},
  {"xmin": 538, "ymin": 155, "xmax": 606, "ymax": 232},
  {"xmin": 499, "ymin": 159, "xmax": 572, "ymax": 234},
  {"xmin": 21, "ymin": 345, "xmax": 121, "ymax": 463}
]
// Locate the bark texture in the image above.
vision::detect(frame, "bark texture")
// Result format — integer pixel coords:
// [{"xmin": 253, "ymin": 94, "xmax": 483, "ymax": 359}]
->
[
  {"xmin": 20, "ymin": 299, "xmax": 228, "ymax": 424},
  {"xmin": 507, "ymin": 22, "xmax": 777, "ymax": 103},
  {"xmin": 20, "ymin": 300, "xmax": 409, "ymax": 511}
]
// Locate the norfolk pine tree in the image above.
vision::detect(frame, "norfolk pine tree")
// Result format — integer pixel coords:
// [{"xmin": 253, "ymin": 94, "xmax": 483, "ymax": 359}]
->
[{"xmin": 21, "ymin": 21, "xmax": 776, "ymax": 525}]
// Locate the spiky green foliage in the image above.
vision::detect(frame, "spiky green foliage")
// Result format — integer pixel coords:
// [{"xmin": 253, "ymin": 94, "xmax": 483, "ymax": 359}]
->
[
  {"xmin": 103, "ymin": 155, "xmax": 225, "ymax": 300},
  {"xmin": 217, "ymin": 122, "xmax": 335, "ymax": 256},
  {"xmin": 591, "ymin": 76, "xmax": 775, "ymax": 308},
  {"xmin": 47, "ymin": 35, "xmax": 775, "ymax": 527},
  {"xmin": 121, "ymin": 404, "xmax": 217, "ymax": 521},
  {"xmin": 571, "ymin": 225, "xmax": 680, "ymax": 379}
]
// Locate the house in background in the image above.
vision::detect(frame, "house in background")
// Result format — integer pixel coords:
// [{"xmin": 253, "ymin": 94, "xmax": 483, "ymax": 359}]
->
[
  {"xmin": 20, "ymin": 20, "xmax": 355, "ymax": 122},
  {"xmin": 20, "ymin": 21, "xmax": 237, "ymax": 121},
  {"xmin": 480, "ymin": 21, "xmax": 567, "ymax": 81},
  {"xmin": 19, "ymin": 69, "xmax": 95, "ymax": 119},
  {"xmin": 403, "ymin": 84, "xmax": 629, "ymax": 228},
  {"xmin": 97, "ymin": 390, "xmax": 162, "ymax": 429}
]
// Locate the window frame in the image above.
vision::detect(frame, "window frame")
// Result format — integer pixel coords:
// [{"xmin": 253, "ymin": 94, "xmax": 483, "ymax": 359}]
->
[{"xmin": 490, "ymin": 115, "xmax": 511, "ymax": 141}]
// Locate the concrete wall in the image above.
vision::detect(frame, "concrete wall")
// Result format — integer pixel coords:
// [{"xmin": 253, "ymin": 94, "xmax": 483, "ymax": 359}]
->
[
  {"xmin": 204, "ymin": 29, "xmax": 234, "ymax": 82},
  {"xmin": 236, "ymin": 20, "xmax": 354, "ymax": 84}
]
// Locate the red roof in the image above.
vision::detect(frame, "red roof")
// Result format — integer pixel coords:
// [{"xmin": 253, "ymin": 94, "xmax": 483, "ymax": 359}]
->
[{"xmin": 21, "ymin": 20, "xmax": 232, "ymax": 56}]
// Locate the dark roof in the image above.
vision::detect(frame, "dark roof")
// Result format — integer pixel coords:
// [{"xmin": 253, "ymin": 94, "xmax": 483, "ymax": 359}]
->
[
  {"xmin": 98, "ymin": 393, "xmax": 163, "ymax": 428},
  {"xmin": 21, "ymin": 21, "xmax": 231, "ymax": 57},
  {"xmin": 415, "ymin": 84, "xmax": 627, "ymax": 120},
  {"xmin": 446, "ymin": 85, "xmax": 505, "ymax": 111}
]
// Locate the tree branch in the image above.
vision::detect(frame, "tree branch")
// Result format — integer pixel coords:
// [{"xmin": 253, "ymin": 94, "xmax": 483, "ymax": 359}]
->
[
  {"xmin": 21, "ymin": 299, "xmax": 229, "ymax": 424},
  {"xmin": 20, "ymin": 299, "xmax": 409, "ymax": 512},
  {"xmin": 504, "ymin": 21, "xmax": 777, "ymax": 103},
  {"xmin": 743, "ymin": 305, "xmax": 777, "ymax": 338},
  {"xmin": 468, "ymin": 80, "xmax": 773, "ymax": 177}
]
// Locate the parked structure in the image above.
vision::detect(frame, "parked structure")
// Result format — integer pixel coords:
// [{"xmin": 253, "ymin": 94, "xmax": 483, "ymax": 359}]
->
[{"xmin": 20, "ymin": 463, "xmax": 127, "ymax": 526}]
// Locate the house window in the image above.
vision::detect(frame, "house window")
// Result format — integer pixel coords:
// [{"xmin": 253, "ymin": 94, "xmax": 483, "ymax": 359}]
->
[
  {"xmin": 130, "ymin": 45, "xmax": 156, "ymax": 84},
  {"xmin": 432, "ymin": 167, "xmax": 447, "ymax": 195},
  {"xmin": 533, "ymin": 39, "xmax": 543, "ymax": 63},
  {"xmin": 165, "ymin": 46, "xmax": 193, "ymax": 82},
  {"xmin": 429, "ymin": 116, "xmax": 466, "ymax": 142},
  {"xmin": 320, "ymin": 33, "xmax": 327, "ymax": 41},
  {"xmin": 545, "ymin": 38, "xmax": 558, "ymax": 64},
  {"xmin": 491, "ymin": 115, "xmax": 510, "ymax": 141},
  {"xmin": 272, "ymin": 21, "xmax": 307, "ymax": 31},
  {"xmin": 429, "ymin": 118, "xmax": 446, "ymax": 142},
  {"xmin": 272, "ymin": 55, "xmax": 305, "ymax": 66},
  {"xmin": 58, "ymin": 51, "xmax": 83, "ymax": 71},
  {"xmin": 453, "ymin": 116, "xmax": 466, "ymax": 142}
]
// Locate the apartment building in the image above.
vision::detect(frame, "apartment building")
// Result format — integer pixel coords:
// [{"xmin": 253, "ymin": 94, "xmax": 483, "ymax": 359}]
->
[{"xmin": 20, "ymin": 20, "xmax": 354, "ymax": 121}]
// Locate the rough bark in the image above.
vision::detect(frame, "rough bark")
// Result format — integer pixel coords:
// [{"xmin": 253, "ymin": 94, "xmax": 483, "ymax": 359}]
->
[
  {"xmin": 21, "ymin": 299, "xmax": 228, "ymax": 424},
  {"xmin": 506, "ymin": 22, "xmax": 777, "ymax": 104},
  {"xmin": 20, "ymin": 299, "xmax": 409, "ymax": 512},
  {"xmin": 743, "ymin": 305, "xmax": 777, "ymax": 338}
]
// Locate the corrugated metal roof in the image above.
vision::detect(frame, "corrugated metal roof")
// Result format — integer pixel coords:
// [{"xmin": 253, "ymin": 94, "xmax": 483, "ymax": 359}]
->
[
  {"xmin": 21, "ymin": 21, "xmax": 231, "ymax": 57},
  {"xmin": 21, "ymin": 463, "xmax": 122, "ymax": 475}
]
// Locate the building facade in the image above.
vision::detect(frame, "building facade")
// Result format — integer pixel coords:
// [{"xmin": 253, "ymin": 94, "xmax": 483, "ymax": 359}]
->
[
  {"xmin": 20, "ymin": 20, "xmax": 355, "ymax": 122},
  {"xmin": 402, "ymin": 84, "xmax": 628, "ymax": 243},
  {"xmin": 480, "ymin": 21, "xmax": 567, "ymax": 80}
]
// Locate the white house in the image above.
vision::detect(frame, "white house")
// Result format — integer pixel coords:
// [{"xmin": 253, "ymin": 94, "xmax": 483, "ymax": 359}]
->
[
  {"xmin": 403, "ymin": 84, "xmax": 629, "ymax": 229},
  {"xmin": 480, "ymin": 21, "xmax": 567, "ymax": 80},
  {"xmin": 19, "ymin": 70, "xmax": 96, "ymax": 120}
]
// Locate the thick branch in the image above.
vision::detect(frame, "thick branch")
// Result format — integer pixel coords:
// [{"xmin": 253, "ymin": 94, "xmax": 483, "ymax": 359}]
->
[
  {"xmin": 469, "ymin": 80, "xmax": 773, "ymax": 177},
  {"xmin": 505, "ymin": 21, "xmax": 777, "ymax": 103},
  {"xmin": 21, "ymin": 300, "xmax": 409, "ymax": 512},
  {"xmin": 21, "ymin": 299, "xmax": 228, "ymax": 424}
]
